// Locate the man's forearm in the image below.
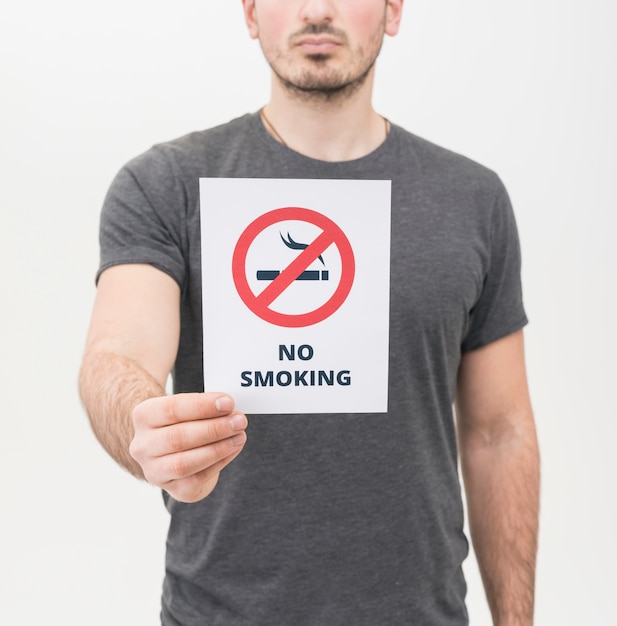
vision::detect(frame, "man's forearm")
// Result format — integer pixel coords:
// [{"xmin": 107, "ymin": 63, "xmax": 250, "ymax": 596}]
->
[
  {"xmin": 460, "ymin": 415, "xmax": 540, "ymax": 626},
  {"xmin": 79, "ymin": 351, "xmax": 165, "ymax": 478}
]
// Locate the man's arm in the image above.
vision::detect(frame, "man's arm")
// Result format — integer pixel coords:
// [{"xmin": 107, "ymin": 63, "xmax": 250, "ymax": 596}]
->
[
  {"xmin": 455, "ymin": 330, "xmax": 540, "ymax": 626},
  {"xmin": 79, "ymin": 264, "xmax": 248, "ymax": 501}
]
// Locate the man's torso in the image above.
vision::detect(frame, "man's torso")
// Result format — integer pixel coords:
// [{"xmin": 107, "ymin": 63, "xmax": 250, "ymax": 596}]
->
[{"xmin": 100, "ymin": 113, "xmax": 526, "ymax": 625}]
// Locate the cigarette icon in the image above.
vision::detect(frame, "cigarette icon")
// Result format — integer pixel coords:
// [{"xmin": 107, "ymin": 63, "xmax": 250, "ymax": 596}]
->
[
  {"xmin": 257, "ymin": 270, "xmax": 329, "ymax": 281},
  {"xmin": 257, "ymin": 232, "xmax": 329, "ymax": 281}
]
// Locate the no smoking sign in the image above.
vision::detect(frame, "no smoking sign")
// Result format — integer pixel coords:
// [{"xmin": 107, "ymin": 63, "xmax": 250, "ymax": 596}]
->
[
  {"xmin": 232, "ymin": 207, "xmax": 355, "ymax": 328},
  {"xmin": 200, "ymin": 178, "xmax": 391, "ymax": 414}
]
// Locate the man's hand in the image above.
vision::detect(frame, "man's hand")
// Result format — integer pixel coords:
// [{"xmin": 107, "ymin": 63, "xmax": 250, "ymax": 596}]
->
[{"xmin": 129, "ymin": 392, "xmax": 248, "ymax": 503}]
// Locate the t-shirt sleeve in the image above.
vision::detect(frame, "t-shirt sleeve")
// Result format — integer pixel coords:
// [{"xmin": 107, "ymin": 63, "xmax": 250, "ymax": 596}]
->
[
  {"xmin": 461, "ymin": 183, "xmax": 528, "ymax": 351},
  {"xmin": 97, "ymin": 146, "xmax": 186, "ymax": 287}
]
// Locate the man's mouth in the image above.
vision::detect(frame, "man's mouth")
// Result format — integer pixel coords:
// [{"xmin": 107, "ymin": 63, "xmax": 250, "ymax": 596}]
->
[{"xmin": 295, "ymin": 37, "xmax": 342, "ymax": 54}]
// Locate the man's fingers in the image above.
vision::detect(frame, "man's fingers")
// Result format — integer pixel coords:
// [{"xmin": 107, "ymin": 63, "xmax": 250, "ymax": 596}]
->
[
  {"xmin": 133, "ymin": 392, "xmax": 235, "ymax": 428},
  {"xmin": 144, "ymin": 412, "xmax": 248, "ymax": 457},
  {"xmin": 148, "ymin": 430, "xmax": 247, "ymax": 485},
  {"xmin": 163, "ymin": 450, "xmax": 244, "ymax": 503}
]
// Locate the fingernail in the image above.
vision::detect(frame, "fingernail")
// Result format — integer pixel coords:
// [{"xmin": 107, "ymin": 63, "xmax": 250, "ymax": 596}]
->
[
  {"xmin": 230, "ymin": 433, "xmax": 246, "ymax": 446},
  {"xmin": 229, "ymin": 413, "xmax": 247, "ymax": 431},
  {"xmin": 215, "ymin": 396, "xmax": 233, "ymax": 412}
]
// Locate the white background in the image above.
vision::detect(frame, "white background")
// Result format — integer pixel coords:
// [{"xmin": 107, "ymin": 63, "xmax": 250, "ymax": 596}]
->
[{"xmin": 1, "ymin": 1, "xmax": 615, "ymax": 624}]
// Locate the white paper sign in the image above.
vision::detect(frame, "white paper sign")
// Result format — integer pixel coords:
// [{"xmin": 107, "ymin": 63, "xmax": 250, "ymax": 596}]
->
[{"xmin": 200, "ymin": 178, "xmax": 391, "ymax": 414}]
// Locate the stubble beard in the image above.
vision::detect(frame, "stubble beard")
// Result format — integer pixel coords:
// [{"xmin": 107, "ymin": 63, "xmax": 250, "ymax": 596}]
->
[
  {"xmin": 272, "ymin": 58, "xmax": 376, "ymax": 104},
  {"xmin": 265, "ymin": 23, "xmax": 385, "ymax": 105}
]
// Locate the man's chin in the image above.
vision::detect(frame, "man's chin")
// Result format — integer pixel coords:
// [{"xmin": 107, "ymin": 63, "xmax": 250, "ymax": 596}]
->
[{"xmin": 304, "ymin": 53, "xmax": 334, "ymax": 63}]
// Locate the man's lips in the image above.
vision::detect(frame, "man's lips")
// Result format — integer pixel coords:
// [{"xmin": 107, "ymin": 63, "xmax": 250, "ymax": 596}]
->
[{"xmin": 295, "ymin": 37, "xmax": 342, "ymax": 53}]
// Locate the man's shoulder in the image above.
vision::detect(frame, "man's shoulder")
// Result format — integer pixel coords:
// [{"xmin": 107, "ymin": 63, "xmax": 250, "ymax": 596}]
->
[
  {"xmin": 159, "ymin": 114, "xmax": 254, "ymax": 153},
  {"xmin": 113, "ymin": 113, "xmax": 258, "ymax": 186},
  {"xmin": 152, "ymin": 113, "xmax": 256, "ymax": 166},
  {"xmin": 391, "ymin": 123, "xmax": 504, "ymax": 194}
]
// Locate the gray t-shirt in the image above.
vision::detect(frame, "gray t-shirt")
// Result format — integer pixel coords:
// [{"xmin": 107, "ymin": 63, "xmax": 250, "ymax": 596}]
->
[{"xmin": 99, "ymin": 113, "xmax": 527, "ymax": 626}]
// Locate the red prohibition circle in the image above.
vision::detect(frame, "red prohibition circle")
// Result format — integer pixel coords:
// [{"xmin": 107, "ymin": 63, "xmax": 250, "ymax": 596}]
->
[{"xmin": 232, "ymin": 207, "xmax": 355, "ymax": 328}]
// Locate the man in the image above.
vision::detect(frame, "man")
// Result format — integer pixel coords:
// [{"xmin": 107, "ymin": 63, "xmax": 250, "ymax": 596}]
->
[{"xmin": 79, "ymin": 1, "xmax": 540, "ymax": 624}]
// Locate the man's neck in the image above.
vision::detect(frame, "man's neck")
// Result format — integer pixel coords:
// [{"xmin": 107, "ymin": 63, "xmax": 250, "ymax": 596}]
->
[{"xmin": 262, "ymin": 71, "xmax": 388, "ymax": 162}]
